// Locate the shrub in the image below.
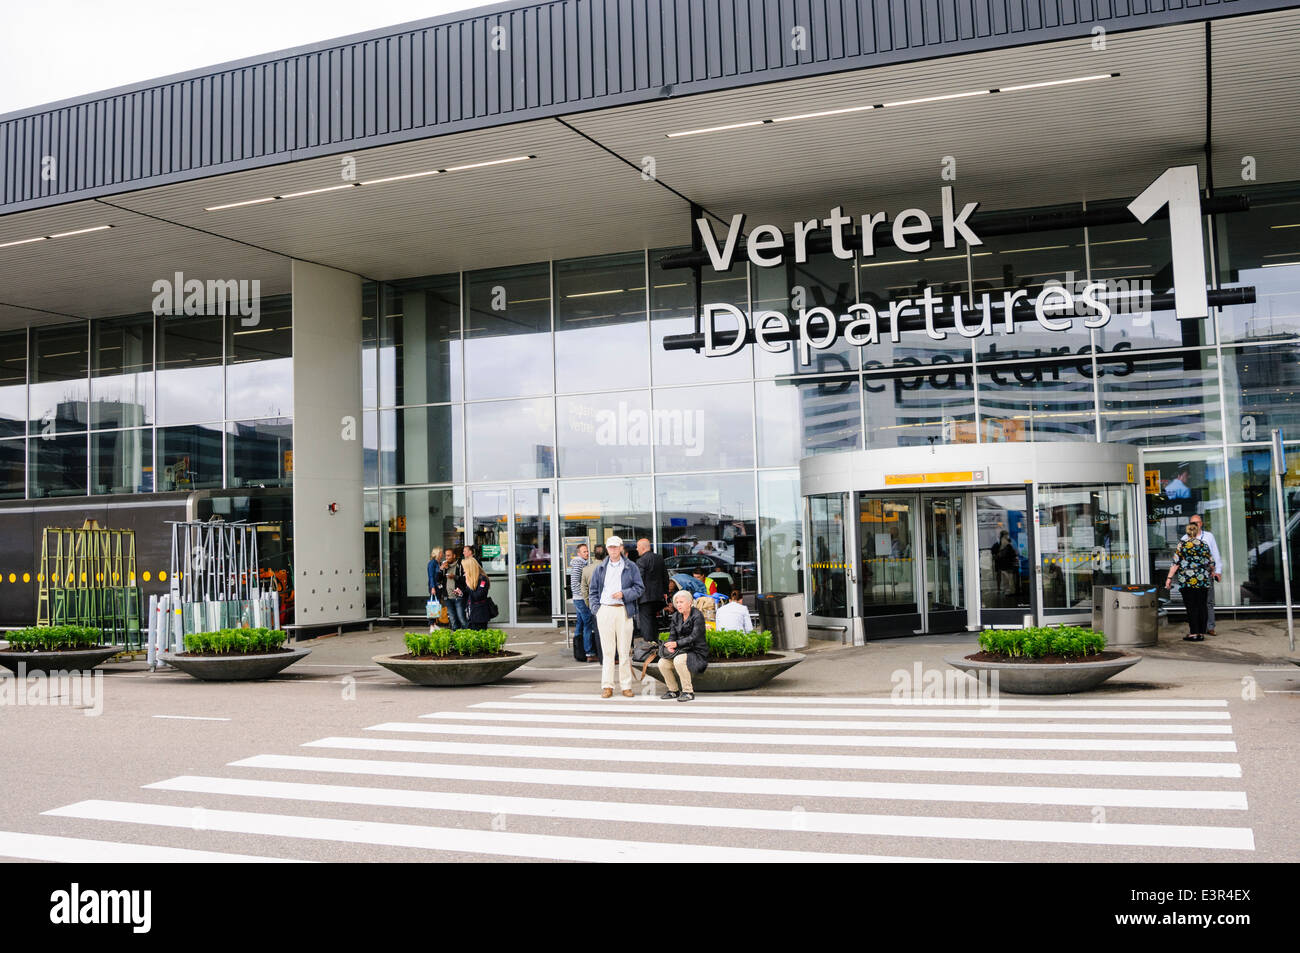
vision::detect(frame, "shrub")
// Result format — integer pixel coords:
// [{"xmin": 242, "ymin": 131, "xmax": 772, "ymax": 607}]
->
[
  {"xmin": 405, "ymin": 629, "xmax": 508, "ymax": 657},
  {"xmin": 704, "ymin": 629, "xmax": 774, "ymax": 659},
  {"xmin": 183, "ymin": 627, "xmax": 287, "ymax": 655},
  {"xmin": 5, "ymin": 625, "xmax": 104, "ymax": 651},
  {"xmin": 978, "ymin": 625, "xmax": 1105, "ymax": 659}
]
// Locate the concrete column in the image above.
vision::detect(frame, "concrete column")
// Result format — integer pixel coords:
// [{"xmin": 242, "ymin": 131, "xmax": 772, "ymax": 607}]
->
[{"xmin": 291, "ymin": 261, "xmax": 365, "ymax": 626}]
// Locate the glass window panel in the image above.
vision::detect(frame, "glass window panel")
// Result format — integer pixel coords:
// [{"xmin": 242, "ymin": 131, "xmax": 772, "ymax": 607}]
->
[
  {"xmin": 650, "ymin": 245, "xmax": 751, "ymax": 385},
  {"xmin": 362, "ymin": 283, "xmax": 379, "ymax": 410},
  {"xmin": 557, "ymin": 391, "xmax": 653, "ymax": 477},
  {"xmin": 384, "ymin": 275, "xmax": 462, "ymax": 406},
  {"xmin": 29, "ymin": 323, "xmax": 88, "ymax": 434},
  {"xmin": 157, "ymin": 423, "xmax": 223, "ymax": 491},
  {"xmin": 652, "ymin": 382, "xmax": 753, "ymax": 472},
  {"xmin": 752, "ymin": 250, "xmax": 858, "ymax": 377},
  {"xmin": 863, "ymin": 361, "xmax": 976, "ymax": 447},
  {"xmin": 1144, "ymin": 450, "xmax": 1228, "ymax": 609},
  {"xmin": 756, "ymin": 375, "xmax": 860, "ymax": 467},
  {"xmin": 978, "ymin": 491, "xmax": 1033, "ymax": 610},
  {"xmin": 364, "ymin": 490, "xmax": 381, "ymax": 616},
  {"xmin": 859, "ymin": 495, "xmax": 916, "ymax": 615},
  {"xmin": 1228, "ymin": 446, "xmax": 1300, "ymax": 607},
  {"xmin": 465, "ymin": 397, "xmax": 555, "ymax": 481},
  {"xmin": 227, "ymin": 418, "xmax": 293, "ymax": 488},
  {"xmin": 0, "ymin": 438, "xmax": 25, "ymax": 499},
  {"xmin": 91, "ymin": 429, "xmax": 153, "ymax": 495},
  {"xmin": 465, "ymin": 262, "xmax": 552, "ymax": 400},
  {"xmin": 559, "ymin": 477, "xmax": 654, "ymax": 554},
  {"xmin": 384, "ymin": 487, "xmax": 465, "ymax": 616},
  {"xmin": 555, "ymin": 252, "xmax": 648, "ymax": 392},
  {"xmin": 363, "ymin": 409, "xmax": 380, "ymax": 488},
  {"xmin": 759, "ymin": 470, "xmax": 803, "ymax": 596},
  {"xmin": 809, "ymin": 492, "xmax": 850, "ymax": 615},
  {"xmin": 1100, "ymin": 349, "xmax": 1221, "ymax": 445},
  {"xmin": 1036, "ymin": 484, "xmax": 1132, "ymax": 612},
  {"xmin": 1216, "ymin": 184, "xmax": 1300, "ymax": 343},
  {"xmin": 1222, "ymin": 344, "xmax": 1300, "ymax": 442},
  {"xmin": 857, "ymin": 239, "xmax": 974, "ymax": 367},
  {"xmin": 0, "ymin": 330, "xmax": 24, "ymax": 438},
  {"xmin": 157, "ymin": 315, "xmax": 223, "ymax": 425},
  {"xmin": 91, "ymin": 314, "xmax": 153, "ymax": 429},
  {"xmin": 1089, "ymin": 200, "xmax": 1213, "ymax": 351},
  {"xmin": 29, "ymin": 432, "xmax": 87, "ymax": 498},
  {"xmin": 972, "ymin": 214, "xmax": 1090, "ymax": 360},
  {"xmin": 657, "ymin": 472, "xmax": 757, "ymax": 594},
  {"xmin": 389, "ymin": 404, "xmax": 464, "ymax": 485},
  {"xmin": 977, "ymin": 358, "xmax": 1097, "ymax": 442},
  {"xmin": 226, "ymin": 295, "xmax": 292, "ymax": 420}
]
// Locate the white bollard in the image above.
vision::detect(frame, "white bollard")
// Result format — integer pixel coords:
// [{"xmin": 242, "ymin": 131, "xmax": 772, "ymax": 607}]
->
[{"xmin": 146, "ymin": 594, "xmax": 159, "ymax": 669}]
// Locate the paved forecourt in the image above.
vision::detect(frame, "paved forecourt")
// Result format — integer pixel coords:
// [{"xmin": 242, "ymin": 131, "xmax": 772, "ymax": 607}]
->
[{"xmin": 1, "ymin": 675, "xmax": 1272, "ymax": 863}]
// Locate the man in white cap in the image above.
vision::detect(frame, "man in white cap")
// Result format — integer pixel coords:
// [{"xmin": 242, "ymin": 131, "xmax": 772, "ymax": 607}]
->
[{"xmin": 587, "ymin": 535, "xmax": 645, "ymax": 698}]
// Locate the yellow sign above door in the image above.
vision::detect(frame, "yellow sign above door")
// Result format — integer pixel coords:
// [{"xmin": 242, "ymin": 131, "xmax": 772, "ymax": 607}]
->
[{"xmin": 884, "ymin": 471, "xmax": 986, "ymax": 486}]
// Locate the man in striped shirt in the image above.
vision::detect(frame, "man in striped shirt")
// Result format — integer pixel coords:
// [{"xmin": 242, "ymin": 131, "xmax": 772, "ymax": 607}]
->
[{"xmin": 569, "ymin": 543, "xmax": 595, "ymax": 661}]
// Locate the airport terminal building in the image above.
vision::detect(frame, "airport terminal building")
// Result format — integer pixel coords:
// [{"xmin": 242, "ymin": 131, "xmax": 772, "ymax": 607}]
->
[{"xmin": 2, "ymin": 0, "xmax": 1299, "ymax": 641}]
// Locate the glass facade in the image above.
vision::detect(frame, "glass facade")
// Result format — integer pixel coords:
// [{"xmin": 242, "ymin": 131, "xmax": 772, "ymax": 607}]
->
[
  {"xmin": 355, "ymin": 180, "xmax": 1300, "ymax": 617},
  {"xmin": 3, "ymin": 181, "xmax": 1300, "ymax": 618}
]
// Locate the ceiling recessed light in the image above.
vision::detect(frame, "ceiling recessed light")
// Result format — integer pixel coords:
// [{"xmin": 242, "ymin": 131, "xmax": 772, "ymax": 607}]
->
[
  {"xmin": 0, "ymin": 224, "xmax": 113, "ymax": 249},
  {"xmin": 278, "ymin": 184, "xmax": 359, "ymax": 200},
  {"xmin": 666, "ymin": 120, "xmax": 766, "ymax": 138}
]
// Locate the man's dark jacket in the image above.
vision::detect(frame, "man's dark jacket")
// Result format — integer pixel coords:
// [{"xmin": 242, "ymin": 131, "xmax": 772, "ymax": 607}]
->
[{"xmin": 636, "ymin": 550, "xmax": 669, "ymax": 603}]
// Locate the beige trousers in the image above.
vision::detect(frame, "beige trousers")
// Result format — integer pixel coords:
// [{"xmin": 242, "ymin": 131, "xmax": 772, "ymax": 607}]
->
[
  {"xmin": 597, "ymin": 604, "xmax": 634, "ymax": 691},
  {"xmin": 657, "ymin": 653, "xmax": 694, "ymax": 693}
]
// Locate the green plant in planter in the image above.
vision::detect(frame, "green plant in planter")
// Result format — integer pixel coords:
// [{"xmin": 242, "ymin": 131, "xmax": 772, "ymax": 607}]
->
[
  {"xmin": 183, "ymin": 627, "xmax": 287, "ymax": 655},
  {"xmin": 405, "ymin": 629, "xmax": 508, "ymax": 657},
  {"xmin": 5, "ymin": 625, "xmax": 104, "ymax": 651},
  {"xmin": 978, "ymin": 625, "xmax": 1105, "ymax": 659},
  {"xmin": 675, "ymin": 628, "xmax": 774, "ymax": 659}
]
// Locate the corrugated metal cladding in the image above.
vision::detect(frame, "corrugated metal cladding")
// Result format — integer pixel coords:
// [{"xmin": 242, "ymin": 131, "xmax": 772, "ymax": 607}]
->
[{"xmin": 0, "ymin": 0, "xmax": 1289, "ymax": 213}]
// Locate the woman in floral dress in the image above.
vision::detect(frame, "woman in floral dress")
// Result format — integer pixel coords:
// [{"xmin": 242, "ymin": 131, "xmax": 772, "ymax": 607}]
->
[{"xmin": 1164, "ymin": 522, "xmax": 1214, "ymax": 642}]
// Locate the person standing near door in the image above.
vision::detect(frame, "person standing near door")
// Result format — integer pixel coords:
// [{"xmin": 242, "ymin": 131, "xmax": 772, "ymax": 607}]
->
[
  {"xmin": 1182, "ymin": 514, "xmax": 1222, "ymax": 636},
  {"xmin": 635, "ymin": 537, "xmax": 668, "ymax": 642},
  {"xmin": 1165, "ymin": 521, "xmax": 1213, "ymax": 642},
  {"xmin": 588, "ymin": 536, "xmax": 644, "ymax": 698},
  {"xmin": 569, "ymin": 543, "xmax": 596, "ymax": 662},
  {"xmin": 992, "ymin": 530, "xmax": 1018, "ymax": 603}
]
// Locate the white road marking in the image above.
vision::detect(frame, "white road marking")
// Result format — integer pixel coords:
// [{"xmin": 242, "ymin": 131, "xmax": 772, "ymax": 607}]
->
[
  {"xmin": 509, "ymin": 692, "xmax": 1231, "ymax": 708},
  {"xmin": 233, "ymin": 752, "xmax": 1248, "ymax": 810},
  {"xmin": 148, "ymin": 775, "xmax": 1255, "ymax": 851},
  {"xmin": 473, "ymin": 700, "xmax": 1231, "ymax": 720},
  {"xmin": 43, "ymin": 800, "xmax": 967, "ymax": 863},
  {"xmin": 378, "ymin": 720, "xmax": 1238, "ymax": 753},
  {"xmin": 152, "ymin": 715, "xmax": 232, "ymax": 722},
  {"xmin": 0, "ymin": 829, "xmax": 306, "ymax": 863},
  {"xmin": 418, "ymin": 710, "xmax": 1234, "ymax": 734},
  {"xmin": 342, "ymin": 732, "xmax": 1239, "ymax": 777}
]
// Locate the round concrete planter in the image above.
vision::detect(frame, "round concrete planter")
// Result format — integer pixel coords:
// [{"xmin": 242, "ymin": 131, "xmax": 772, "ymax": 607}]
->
[
  {"xmin": 373, "ymin": 651, "xmax": 537, "ymax": 686},
  {"xmin": 0, "ymin": 646, "xmax": 119, "ymax": 675},
  {"xmin": 643, "ymin": 651, "xmax": 804, "ymax": 692},
  {"xmin": 944, "ymin": 653, "xmax": 1141, "ymax": 695},
  {"xmin": 160, "ymin": 647, "xmax": 311, "ymax": 681}
]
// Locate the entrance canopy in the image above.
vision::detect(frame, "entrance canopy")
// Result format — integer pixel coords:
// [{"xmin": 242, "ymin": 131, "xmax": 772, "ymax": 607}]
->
[
  {"xmin": 801, "ymin": 442, "xmax": 1141, "ymax": 642},
  {"xmin": 3, "ymin": 8, "xmax": 1300, "ymax": 329}
]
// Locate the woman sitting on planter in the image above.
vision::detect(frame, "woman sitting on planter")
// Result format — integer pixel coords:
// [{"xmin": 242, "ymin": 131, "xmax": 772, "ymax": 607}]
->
[
  {"xmin": 1164, "ymin": 521, "xmax": 1213, "ymax": 642},
  {"xmin": 461, "ymin": 555, "xmax": 494, "ymax": 628},
  {"xmin": 658, "ymin": 589, "xmax": 710, "ymax": 702}
]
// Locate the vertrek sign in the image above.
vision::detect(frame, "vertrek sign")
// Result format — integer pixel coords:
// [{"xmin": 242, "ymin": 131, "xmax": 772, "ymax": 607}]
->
[{"xmin": 686, "ymin": 166, "xmax": 1218, "ymax": 365}]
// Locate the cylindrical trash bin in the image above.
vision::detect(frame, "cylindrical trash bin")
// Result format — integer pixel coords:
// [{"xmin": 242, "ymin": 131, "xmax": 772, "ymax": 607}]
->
[
  {"xmin": 1101, "ymin": 585, "xmax": 1159, "ymax": 647},
  {"xmin": 757, "ymin": 592, "xmax": 807, "ymax": 650}
]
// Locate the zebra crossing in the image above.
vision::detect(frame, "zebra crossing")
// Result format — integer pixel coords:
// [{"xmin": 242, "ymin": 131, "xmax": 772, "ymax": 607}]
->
[{"xmin": 12, "ymin": 689, "xmax": 1256, "ymax": 862}]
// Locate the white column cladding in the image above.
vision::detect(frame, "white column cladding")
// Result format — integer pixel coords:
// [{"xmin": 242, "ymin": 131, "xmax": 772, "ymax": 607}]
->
[
  {"xmin": 402, "ymin": 291, "xmax": 433, "ymax": 605},
  {"xmin": 291, "ymin": 261, "xmax": 365, "ymax": 626}
]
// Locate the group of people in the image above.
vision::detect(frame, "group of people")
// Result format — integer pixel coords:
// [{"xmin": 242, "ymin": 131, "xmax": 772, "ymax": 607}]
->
[
  {"xmin": 1164, "ymin": 513, "xmax": 1221, "ymax": 642},
  {"xmin": 567, "ymin": 535, "xmax": 751, "ymax": 702},
  {"xmin": 426, "ymin": 545, "xmax": 495, "ymax": 630}
]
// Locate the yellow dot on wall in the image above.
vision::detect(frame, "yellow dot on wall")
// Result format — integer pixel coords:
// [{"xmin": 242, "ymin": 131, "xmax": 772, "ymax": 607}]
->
[
  {"xmin": 36, "ymin": 573, "xmax": 42, "ymax": 582},
  {"xmin": 81, "ymin": 573, "xmax": 87, "ymax": 582},
  {"xmin": 7, "ymin": 574, "xmax": 14, "ymax": 583},
  {"xmin": 112, "ymin": 573, "xmax": 119, "ymax": 583},
  {"xmin": 177, "ymin": 571, "xmax": 183, "ymax": 580},
  {"xmin": 129, "ymin": 573, "xmax": 135, "ymax": 583},
  {"xmin": 159, "ymin": 571, "xmax": 167, "ymax": 582},
  {"xmin": 142, "ymin": 571, "xmax": 151, "ymax": 582},
  {"xmin": 22, "ymin": 573, "xmax": 30, "ymax": 583}
]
